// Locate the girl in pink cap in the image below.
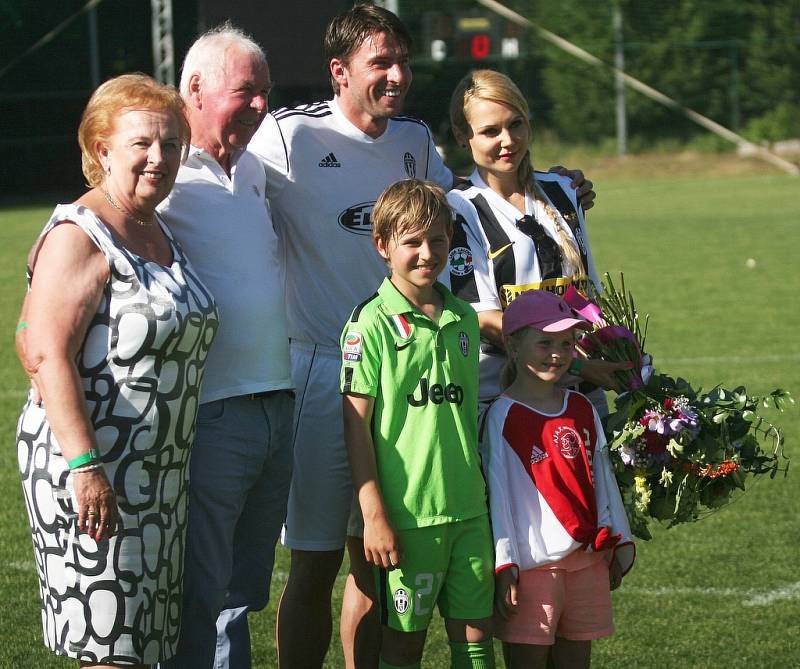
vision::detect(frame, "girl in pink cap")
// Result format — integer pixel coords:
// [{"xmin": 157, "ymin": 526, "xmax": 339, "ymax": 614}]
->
[{"xmin": 481, "ymin": 290, "xmax": 635, "ymax": 669}]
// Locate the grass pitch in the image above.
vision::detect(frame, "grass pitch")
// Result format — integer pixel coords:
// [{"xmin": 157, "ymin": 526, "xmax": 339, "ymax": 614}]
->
[{"xmin": 0, "ymin": 172, "xmax": 797, "ymax": 668}]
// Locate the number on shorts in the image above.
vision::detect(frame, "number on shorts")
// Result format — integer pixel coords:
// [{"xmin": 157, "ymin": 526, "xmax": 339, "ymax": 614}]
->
[{"xmin": 414, "ymin": 572, "xmax": 443, "ymax": 616}]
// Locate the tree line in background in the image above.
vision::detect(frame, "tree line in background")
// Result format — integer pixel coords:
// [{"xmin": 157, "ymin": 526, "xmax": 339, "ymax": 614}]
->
[
  {"xmin": 1, "ymin": 0, "xmax": 797, "ymax": 195},
  {"xmin": 402, "ymin": 0, "xmax": 800, "ymax": 152}
]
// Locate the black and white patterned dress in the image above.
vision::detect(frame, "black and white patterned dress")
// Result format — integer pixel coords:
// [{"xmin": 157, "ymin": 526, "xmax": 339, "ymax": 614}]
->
[{"xmin": 16, "ymin": 204, "xmax": 219, "ymax": 664}]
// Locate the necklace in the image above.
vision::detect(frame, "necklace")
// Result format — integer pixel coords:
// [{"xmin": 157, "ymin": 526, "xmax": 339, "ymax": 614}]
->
[{"xmin": 101, "ymin": 188, "xmax": 154, "ymax": 227}]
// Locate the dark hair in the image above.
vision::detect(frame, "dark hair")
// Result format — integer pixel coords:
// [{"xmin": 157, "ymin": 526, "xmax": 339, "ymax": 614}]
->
[{"xmin": 324, "ymin": 3, "xmax": 412, "ymax": 94}]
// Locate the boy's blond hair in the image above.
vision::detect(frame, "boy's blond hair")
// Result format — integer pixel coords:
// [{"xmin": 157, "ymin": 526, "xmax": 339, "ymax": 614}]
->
[{"xmin": 372, "ymin": 178, "xmax": 453, "ymax": 248}]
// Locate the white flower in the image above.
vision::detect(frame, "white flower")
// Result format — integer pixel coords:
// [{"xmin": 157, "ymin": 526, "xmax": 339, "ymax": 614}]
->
[
  {"xmin": 620, "ymin": 442, "xmax": 637, "ymax": 466},
  {"xmin": 667, "ymin": 439, "xmax": 684, "ymax": 457}
]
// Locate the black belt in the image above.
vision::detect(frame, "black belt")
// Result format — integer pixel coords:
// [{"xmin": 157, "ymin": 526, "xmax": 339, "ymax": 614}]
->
[{"xmin": 243, "ymin": 389, "xmax": 294, "ymax": 400}]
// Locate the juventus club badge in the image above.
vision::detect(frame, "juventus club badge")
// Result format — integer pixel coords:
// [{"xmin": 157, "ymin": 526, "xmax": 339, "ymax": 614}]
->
[
  {"xmin": 394, "ymin": 588, "xmax": 410, "ymax": 614},
  {"xmin": 459, "ymin": 331, "xmax": 469, "ymax": 357},
  {"xmin": 403, "ymin": 152, "xmax": 416, "ymax": 177}
]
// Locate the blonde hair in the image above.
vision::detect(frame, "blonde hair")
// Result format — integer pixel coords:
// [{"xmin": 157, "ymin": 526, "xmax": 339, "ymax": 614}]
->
[
  {"xmin": 499, "ymin": 329, "xmax": 527, "ymax": 389},
  {"xmin": 372, "ymin": 179, "xmax": 453, "ymax": 249},
  {"xmin": 499, "ymin": 325, "xmax": 578, "ymax": 389},
  {"xmin": 78, "ymin": 73, "xmax": 190, "ymax": 187},
  {"xmin": 450, "ymin": 69, "xmax": 584, "ymax": 279}
]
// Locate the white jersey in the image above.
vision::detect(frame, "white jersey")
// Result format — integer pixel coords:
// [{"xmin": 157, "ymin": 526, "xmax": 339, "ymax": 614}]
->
[
  {"xmin": 248, "ymin": 97, "xmax": 453, "ymax": 347},
  {"xmin": 444, "ymin": 169, "xmax": 601, "ymax": 403},
  {"xmin": 445, "ymin": 168, "xmax": 600, "ymax": 310}
]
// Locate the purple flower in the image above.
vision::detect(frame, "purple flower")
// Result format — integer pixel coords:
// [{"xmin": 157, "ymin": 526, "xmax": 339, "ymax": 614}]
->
[
  {"xmin": 668, "ymin": 417, "xmax": 687, "ymax": 433},
  {"xmin": 642, "ymin": 410, "xmax": 669, "ymax": 434}
]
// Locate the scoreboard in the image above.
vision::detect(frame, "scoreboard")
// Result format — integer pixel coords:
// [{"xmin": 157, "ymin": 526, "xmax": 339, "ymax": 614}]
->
[{"xmin": 422, "ymin": 11, "xmax": 523, "ymax": 62}]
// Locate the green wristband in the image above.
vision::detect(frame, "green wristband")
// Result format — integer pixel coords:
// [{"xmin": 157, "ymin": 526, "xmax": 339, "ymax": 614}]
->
[
  {"xmin": 67, "ymin": 448, "xmax": 100, "ymax": 470},
  {"xmin": 16, "ymin": 321, "xmax": 28, "ymax": 333},
  {"xmin": 568, "ymin": 357, "xmax": 586, "ymax": 376}
]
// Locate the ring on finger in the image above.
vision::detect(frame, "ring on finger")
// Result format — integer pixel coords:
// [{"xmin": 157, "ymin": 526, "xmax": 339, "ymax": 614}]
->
[{"xmin": 87, "ymin": 510, "xmax": 97, "ymax": 516}]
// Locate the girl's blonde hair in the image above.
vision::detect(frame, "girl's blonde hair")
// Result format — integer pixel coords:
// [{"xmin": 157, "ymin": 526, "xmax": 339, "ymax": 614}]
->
[
  {"xmin": 450, "ymin": 69, "xmax": 584, "ymax": 279},
  {"xmin": 499, "ymin": 326, "xmax": 578, "ymax": 389},
  {"xmin": 499, "ymin": 329, "xmax": 527, "ymax": 389}
]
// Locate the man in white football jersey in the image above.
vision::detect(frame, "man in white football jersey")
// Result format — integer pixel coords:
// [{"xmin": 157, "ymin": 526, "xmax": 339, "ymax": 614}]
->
[{"xmin": 247, "ymin": 5, "xmax": 594, "ymax": 667}]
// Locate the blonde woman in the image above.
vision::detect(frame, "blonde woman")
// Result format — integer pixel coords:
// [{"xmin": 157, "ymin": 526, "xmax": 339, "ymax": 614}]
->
[{"xmin": 445, "ymin": 69, "xmax": 627, "ymax": 410}]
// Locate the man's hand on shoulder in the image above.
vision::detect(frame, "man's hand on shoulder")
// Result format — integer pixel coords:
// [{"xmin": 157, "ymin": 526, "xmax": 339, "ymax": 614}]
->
[{"xmin": 548, "ymin": 165, "xmax": 596, "ymax": 211}]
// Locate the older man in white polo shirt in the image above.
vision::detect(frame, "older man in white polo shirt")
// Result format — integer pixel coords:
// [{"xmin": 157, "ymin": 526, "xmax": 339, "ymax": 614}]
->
[{"xmin": 157, "ymin": 25, "xmax": 292, "ymax": 669}]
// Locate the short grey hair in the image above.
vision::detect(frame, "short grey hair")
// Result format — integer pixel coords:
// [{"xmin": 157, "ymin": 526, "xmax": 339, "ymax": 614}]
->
[{"xmin": 179, "ymin": 22, "xmax": 267, "ymax": 98}]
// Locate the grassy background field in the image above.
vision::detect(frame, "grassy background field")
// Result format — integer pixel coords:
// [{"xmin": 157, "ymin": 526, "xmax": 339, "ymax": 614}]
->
[{"xmin": 1, "ymin": 163, "xmax": 798, "ymax": 667}]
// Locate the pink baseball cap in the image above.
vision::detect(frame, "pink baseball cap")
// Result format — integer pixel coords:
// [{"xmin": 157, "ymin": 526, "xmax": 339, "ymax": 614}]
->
[{"xmin": 502, "ymin": 290, "xmax": 592, "ymax": 336}]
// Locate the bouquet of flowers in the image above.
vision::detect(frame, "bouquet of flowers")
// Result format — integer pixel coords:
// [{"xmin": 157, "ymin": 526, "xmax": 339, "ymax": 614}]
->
[{"xmin": 565, "ymin": 275, "xmax": 791, "ymax": 540}]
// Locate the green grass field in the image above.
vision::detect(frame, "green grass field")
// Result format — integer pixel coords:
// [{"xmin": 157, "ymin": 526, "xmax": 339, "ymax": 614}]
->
[{"xmin": 1, "ymin": 171, "xmax": 798, "ymax": 668}]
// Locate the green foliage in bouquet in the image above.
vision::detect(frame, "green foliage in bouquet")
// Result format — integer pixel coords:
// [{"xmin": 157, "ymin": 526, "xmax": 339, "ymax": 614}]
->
[
  {"xmin": 606, "ymin": 374, "xmax": 790, "ymax": 540},
  {"xmin": 571, "ymin": 274, "xmax": 792, "ymax": 540}
]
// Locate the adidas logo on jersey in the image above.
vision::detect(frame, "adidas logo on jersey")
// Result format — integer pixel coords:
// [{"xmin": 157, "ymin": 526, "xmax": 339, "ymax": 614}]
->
[
  {"xmin": 318, "ymin": 152, "xmax": 341, "ymax": 167},
  {"xmin": 530, "ymin": 445, "xmax": 549, "ymax": 465}
]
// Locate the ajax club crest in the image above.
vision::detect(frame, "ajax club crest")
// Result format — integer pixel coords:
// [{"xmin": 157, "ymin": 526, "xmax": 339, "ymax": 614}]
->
[{"xmin": 553, "ymin": 425, "xmax": 582, "ymax": 459}]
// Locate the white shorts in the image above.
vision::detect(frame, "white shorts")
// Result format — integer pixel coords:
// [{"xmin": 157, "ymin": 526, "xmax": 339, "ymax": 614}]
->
[{"xmin": 283, "ymin": 340, "xmax": 362, "ymax": 551}]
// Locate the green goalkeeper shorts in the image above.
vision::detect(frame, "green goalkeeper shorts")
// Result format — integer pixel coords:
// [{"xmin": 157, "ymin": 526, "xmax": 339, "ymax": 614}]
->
[{"xmin": 376, "ymin": 515, "xmax": 494, "ymax": 632}]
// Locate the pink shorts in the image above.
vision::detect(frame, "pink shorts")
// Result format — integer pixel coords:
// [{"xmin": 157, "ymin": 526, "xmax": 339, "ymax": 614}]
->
[{"xmin": 494, "ymin": 554, "xmax": 614, "ymax": 645}]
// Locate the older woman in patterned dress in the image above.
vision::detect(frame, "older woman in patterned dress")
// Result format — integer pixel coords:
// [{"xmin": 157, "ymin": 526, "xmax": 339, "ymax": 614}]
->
[{"xmin": 15, "ymin": 74, "xmax": 218, "ymax": 667}]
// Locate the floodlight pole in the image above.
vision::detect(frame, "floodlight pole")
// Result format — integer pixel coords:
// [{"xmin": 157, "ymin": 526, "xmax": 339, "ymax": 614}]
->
[
  {"xmin": 376, "ymin": 0, "xmax": 400, "ymax": 17},
  {"xmin": 613, "ymin": 2, "xmax": 627, "ymax": 156},
  {"xmin": 87, "ymin": 4, "xmax": 100, "ymax": 89},
  {"xmin": 151, "ymin": 0, "xmax": 175, "ymax": 86}
]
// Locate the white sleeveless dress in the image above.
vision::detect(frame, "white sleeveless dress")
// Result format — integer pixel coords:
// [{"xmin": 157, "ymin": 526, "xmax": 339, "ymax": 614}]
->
[{"xmin": 16, "ymin": 204, "xmax": 219, "ymax": 664}]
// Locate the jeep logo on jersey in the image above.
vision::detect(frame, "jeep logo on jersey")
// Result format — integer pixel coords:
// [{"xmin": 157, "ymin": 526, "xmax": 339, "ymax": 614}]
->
[
  {"xmin": 393, "ymin": 588, "xmax": 410, "ymax": 614},
  {"xmin": 407, "ymin": 378, "xmax": 464, "ymax": 407},
  {"xmin": 338, "ymin": 202, "xmax": 375, "ymax": 235},
  {"xmin": 403, "ymin": 152, "xmax": 416, "ymax": 177}
]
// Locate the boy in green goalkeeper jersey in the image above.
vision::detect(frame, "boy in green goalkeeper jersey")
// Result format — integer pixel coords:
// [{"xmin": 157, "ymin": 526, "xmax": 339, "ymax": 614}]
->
[{"xmin": 340, "ymin": 179, "xmax": 494, "ymax": 669}]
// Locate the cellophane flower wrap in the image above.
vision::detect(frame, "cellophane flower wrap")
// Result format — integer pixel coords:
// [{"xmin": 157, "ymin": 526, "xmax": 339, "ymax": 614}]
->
[{"xmin": 565, "ymin": 274, "xmax": 792, "ymax": 540}]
